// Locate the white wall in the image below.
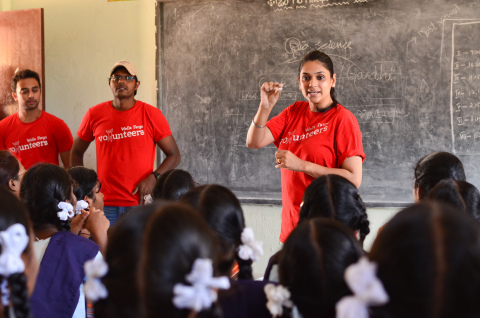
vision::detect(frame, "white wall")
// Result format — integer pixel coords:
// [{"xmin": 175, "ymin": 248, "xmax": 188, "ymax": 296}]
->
[
  {"xmin": 5, "ymin": 0, "xmax": 158, "ymax": 169},
  {"xmin": 243, "ymin": 204, "xmax": 400, "ymax": 278}
]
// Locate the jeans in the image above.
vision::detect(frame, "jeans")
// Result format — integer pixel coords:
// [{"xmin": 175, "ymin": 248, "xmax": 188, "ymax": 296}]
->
[{"xmin": 103, "ymin": 206, "xmax": 133, "ymax": 227}]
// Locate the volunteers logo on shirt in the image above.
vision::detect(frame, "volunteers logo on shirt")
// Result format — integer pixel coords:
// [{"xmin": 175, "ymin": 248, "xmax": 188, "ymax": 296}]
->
[
  {"xmin": 280, "ymin": 122, "xmax": 329, "ymax": 145},
  {"xmin": 97, "ymin": 126, "xmax": 145, "ymax": 142},
  {"xmin": 8, "ymin": 137, "xmax": 49, "ymax": 153}
]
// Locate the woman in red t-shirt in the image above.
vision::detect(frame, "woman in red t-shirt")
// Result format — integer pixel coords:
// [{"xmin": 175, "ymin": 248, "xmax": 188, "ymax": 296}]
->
[{"xmin": 246, "ymin": 50, "xmax": 365, "ymax": 242}]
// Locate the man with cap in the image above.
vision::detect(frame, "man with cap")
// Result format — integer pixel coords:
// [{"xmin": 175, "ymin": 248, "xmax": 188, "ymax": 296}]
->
[
  {"xmin": 71, "ymin": 60, "xmax": 181, "ymax": 225},
  {"xmin": 0, "ymin": 69, "xmax": 73, "ymax": 169}
]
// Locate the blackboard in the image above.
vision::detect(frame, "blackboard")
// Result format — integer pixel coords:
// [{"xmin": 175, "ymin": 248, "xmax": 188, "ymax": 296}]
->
[{"xmin": 156, "ymin": 0, "xmax": 480, "ymax": 206}]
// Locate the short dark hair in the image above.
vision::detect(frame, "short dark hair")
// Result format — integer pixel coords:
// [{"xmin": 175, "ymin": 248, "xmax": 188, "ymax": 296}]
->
[
  {"xmin": 427, "ymin": 179, "xmax": 480, "ymax": 221},
  {"xmin": 152, "ymin": 169, "xmax": 196, "ymax": 201},
  {"xmin": 278, "ymin": 218, "xmax": 363, "ymax": 318},
  {"xmin": 180, "ymin": 184, "xmax": 253, "ymax": 280},
  {"xmin": 11, "ymin": 69, "xmax": 41, "ymax": 92},
  {"xmin": 140, "ymin": 203, "xmax": 222, "ymax": 318},
  {"xmin": 414, "ymin": 151, "xmax": 466, "ymax": 199},
  {"xmin": 299, "ymin": 175, "xmax": 370, "ymax": 245},
  {"xmin": 20, "ymin": 164, "xmax": 73, "ymax": 232},
  {"xmin": 0, "ymin": 150, "xmax": 20, "ymax": 188},
  {"xmin": 370, "ymin": 202, "xmax": 480, "ymax": 317},
  {"xmin": 68, "ymin": 167, "xmax": 100, "ymax": 202},
  {"xmin": 94, "ymin": 203, "xmax": 161, "ymax": 318}
]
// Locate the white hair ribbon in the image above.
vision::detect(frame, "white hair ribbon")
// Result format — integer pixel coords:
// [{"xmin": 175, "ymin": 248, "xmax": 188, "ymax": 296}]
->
[
  {"xmin": 335, "ymin": 257, "xmax": 389, "ymax": 318},
  {"xmin": 264, "ymin": 283, "xmax": 294, "ymax": 317},
  {"xmin": 0, "ymin": 223, "xmax": 28, "ymax": 277},
  {"xmin": 84, "ymin": 258, "xmax": 109, "ymax": 303},
  {"xmin": 173, "ymin": 258, "xmax": 230, "ymax": 312},
  {"xmin": 57, "ymin": 202, "xmax": 74, "ymax": 221},
  {"xmin": 76, "ymin": 200, "xmax": 89, "ymax": 214},
  {"xmin": 238, "ymin": 227, "xmax": 263, "ymax": 262}
]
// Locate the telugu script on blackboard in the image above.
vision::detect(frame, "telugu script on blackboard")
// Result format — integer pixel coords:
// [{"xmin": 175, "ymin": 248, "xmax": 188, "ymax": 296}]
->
[{"xmin": 266, "ymin": 0, "xmax": 367, "ymax": 11}]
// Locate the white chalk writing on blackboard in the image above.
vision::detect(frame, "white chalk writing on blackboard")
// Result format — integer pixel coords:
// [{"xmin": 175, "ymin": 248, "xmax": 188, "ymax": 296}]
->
[
  {"xmin": 266, "ymin": 0, "xmax": 367, "ymax": 11},
  {"xmin": 450, "ymin": 21, "xmax": 480, "ymax": 154}
]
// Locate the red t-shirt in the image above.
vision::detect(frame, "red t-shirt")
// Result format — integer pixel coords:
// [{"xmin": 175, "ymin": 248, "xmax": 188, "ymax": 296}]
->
[
  {"xmin": 266, "ymin": 102, "xmax": 365, "ymax": 242},
  {"xmin": 0, "ymin": 111, "xmax": 73, "ymax": 169},
  {"xmin": 77, "ymin": 101, "xmax": 172, "ymax": 206}
]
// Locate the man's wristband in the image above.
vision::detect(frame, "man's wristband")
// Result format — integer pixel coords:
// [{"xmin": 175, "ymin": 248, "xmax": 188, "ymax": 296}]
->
[{"xmin": 151, "ymin": 172, "xmax": 161, "ymax": 180}]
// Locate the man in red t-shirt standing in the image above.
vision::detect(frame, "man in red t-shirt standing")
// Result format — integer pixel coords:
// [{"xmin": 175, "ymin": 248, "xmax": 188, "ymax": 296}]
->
[
  {"xmin": 0, "ymin": 69, "xmax": 73, "ymax": 169},
  {"xmin": 71, "ymin": 60, "xmax": 181, "ymax": 225}
]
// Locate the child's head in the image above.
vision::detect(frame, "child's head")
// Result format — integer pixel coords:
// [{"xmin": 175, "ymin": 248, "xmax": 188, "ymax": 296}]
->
[
  {"xmin": 93, "ymin": 203, "xmax": 161, "ymax": 318},
  {"xmin": 20, "ymin": 164, "xmax": 75, "ymax": 232},
  {"xmin": 275, "ymin": 218, "xmax": 363, "ymax": 318},
  {"xmin": 369, "ymin": 202, "xmax": 480, "ymax": 317},
  {"xmin": 0, "ymin": 186, "xmax": 35, "ymax": 318},
  {"xmin": 152, "ymin": 169, "xmax": 196, "ymax": 201},
  {"xmin": 427, "ymin": 179, "xmax": 480, "ymax": 221},
  {"xmin": 180, "ymin": 184, "xmax": 259, "ymax": 280},
  {"xmin": 299, "ymin": 175, "xmax": 370, "ymax": 244},
  {"xmin": 413, "ymin": 151, "xmax": 466, "ymax": 201},
  {"xmin": 68, "ymin": 166, "xmax": 104, "ymax": 210},
  {"xmin": 0, "ymin": 150, "xmax": 25, "ymax": 197},
  {"xmin": 140, "ymin": 202, "xmax": 225, "ymax": 318}
]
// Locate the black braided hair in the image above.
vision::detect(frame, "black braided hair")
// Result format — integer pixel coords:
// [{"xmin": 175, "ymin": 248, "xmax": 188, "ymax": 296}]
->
[
  {"xmin": 8, "ymin": 273, "xmax": 32, "ymax": 318},
  {"xmin": 299, "ymin": 175, "xmax": 370, "ymax": 246},
  {"xmin": 20, "ymin": 164, "xmax": 74, "ymax": 232},
  {"xmin": 180, "ymin": 184, "xmax": 254, "ymax": 280},
  {"xmin": 0, "ymin": 187, "xmax": 33, "ymax": 318}
]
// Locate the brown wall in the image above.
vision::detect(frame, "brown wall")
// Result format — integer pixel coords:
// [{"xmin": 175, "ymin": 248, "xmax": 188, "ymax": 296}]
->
[{"xmin": 0, "ymin": 8, "xmax": 44, "ymax": 120}]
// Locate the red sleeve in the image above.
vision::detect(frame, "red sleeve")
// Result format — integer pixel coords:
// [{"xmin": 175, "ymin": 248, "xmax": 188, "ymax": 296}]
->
[
  {"xmin": 147, "ymin": 106, "xmax": 172, "ymax": 142},
  {"xmin": 335, "ymin": 109, "xmax": 366, "ymax": 167},
  {"xmin": 0, "ymin": 122, "xmax": 6, "ymax": 150},
  {"xmin": 54, "ymin": 119, "xmax": 74, "ymax": 153},
  {"xmin": 76, "ymin": 109, "xmax": 95, "ymax": 142},
  {"xmin": 266, "ymin": 104, "xmax": 293, "ymax": 147}
]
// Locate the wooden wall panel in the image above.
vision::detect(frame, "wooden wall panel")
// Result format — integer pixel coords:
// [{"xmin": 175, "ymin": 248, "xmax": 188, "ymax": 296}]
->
[{"xmin": 0, "ymin": 8, "xmax": 44, "ymax": 120}]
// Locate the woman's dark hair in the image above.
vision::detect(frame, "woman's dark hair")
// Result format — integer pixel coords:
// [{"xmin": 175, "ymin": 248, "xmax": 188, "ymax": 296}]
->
[
  {"xmin": 299, "ymin": 175, "xmax": 370, "ymax": 245},
  {"xmin": 94, "ymin": 203, "xmax": 162, "ymax": 318},
  {"xmin": 0, "ymin": 187, "xmax": 33, "ymax": 318},
  {"xmin": 152, "ymin": 169, "xmax": 196, "ymax": 201},
  {"xmin": 67, "ymin": 166, "xmax": 100, "ymax": 202},
  {"xmin": 414, "ymin": 151, "xmax": 466, "ymax": 200},
  {"xmin": 180, "ymin": 185, "xmax": 253, "ymax": 280},
  {"xmin": 278, "ymin": 218, "xmax": 363, "ymax": 318},
  {"xmin": 427, "ymin": 179, "xmax": 480, "ymax": 222},
  {"xmin": 140, "ymin": 203, "xmax": 222, "ymax": 318},
  {"xmin": 20, "ymin": 164, "xmax": 74, "ymax": 232},
  {"xmin": 370, "ymin": 202, "xmax": 480, "ymax": 318},
  {"xmin": 298, "ymin": 50, "xmax": 338, "ymax": 106},
  {"xmin": 0, "ymin": 150, "xmax": 20, "ymax": 188}
]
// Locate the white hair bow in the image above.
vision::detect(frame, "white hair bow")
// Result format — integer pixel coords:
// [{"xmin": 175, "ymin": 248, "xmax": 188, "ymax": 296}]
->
[
  {"xmin": 0, "ymin": 224, "xmax": 29, "ymax": 277},
  {"xmin": 84, "ymin": 258, "xmax": 109, "ymax": 303},
  {"xmin": 57, "ymin": 202, "xmax": 74, "ymax": 221},
  {"xmin": 76, "ymin": 200, "xmax": 89, "ymax": 214},
  {"xmin": 264, "ymin": 283, "xmax": 294, "ymax": 317},
  {"xmin": 173, "ymin": 258, "xmax": 230, "ymax": 311},
  {"xmin": 336, "ymin": 257, "xmax": 389, "ymax": 318},
  {"xmin": 238, "ymin": 227, "xmax": 263, "ymax": 262}
]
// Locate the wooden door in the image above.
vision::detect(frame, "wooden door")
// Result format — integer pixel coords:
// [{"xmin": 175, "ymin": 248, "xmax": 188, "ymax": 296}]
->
[{"xmin": 0, "ymin": 8, "xmax": 44, "ymax": 120}]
